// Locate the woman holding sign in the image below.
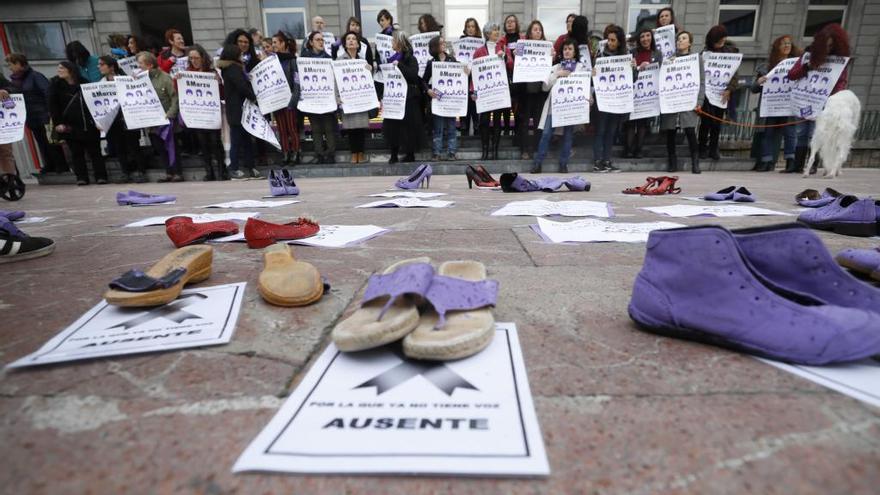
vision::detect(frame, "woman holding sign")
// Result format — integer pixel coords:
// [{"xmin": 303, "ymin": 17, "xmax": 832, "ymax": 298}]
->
[
  {"xmin": 460, "ymin": 18, "xmax": 482, "ymax": 137},
  {"xmin": 697, "ymin": 25, "xmax": 739, "ymax": 161},
  {"xmin": 385, "ymin": 30, "xmax": 423, "ymax": 163},
  {"xmin": 423, "ymin": 35, "xmax": 463, "ymax": 161},
  {"xmin": 659, "ymin": 31, "xmax": 701, "ymax": 174},
  {"xmin": 183, "ymin": 45, "xmax": 228, "ymax": 181},
  {"xmin": 532, "ymin": 39, "xmax": 583, "ymax": 174},
  {"xmin": 337, "ymin": 31, "xmax": 373, "ymax": 164},
  {"xmin": 517, "ymin": 21, "xmax": 551, "ymax": 160},
  {"xmin": 591, "ymin": 25, "xmax": 630, "ymax": 173},
  {"xmin": 301, "ymin": 31, "xmax": 337, "ymax": 164},
  {"xmin": 98, "ymin": 56, "xmax": 147, "ymax": 183},
  {"xmin": 218, "ymin": 44, "xmax": 259, "ymax": 179},
  {"xmin": 472, "ymin": 23, "xmax": 512, "ymax": 160},
  {"xmin": 271, "ymin": 31, "xmax": 303, "ymax": 165},
  {"xmin": 624, "ymin": 27, "xmax": 662, "ymax": 159}
]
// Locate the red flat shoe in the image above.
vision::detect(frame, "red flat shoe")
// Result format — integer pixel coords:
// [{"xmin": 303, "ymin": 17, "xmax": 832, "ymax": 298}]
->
[
  {"xmin": 623, "ymin": 176, "xmax": 659, "ymax": 195},
  {"xmin": 165, "ymin": 216, "xmax": 239, "ymax": 248},
  {"xmin": 642, "ymin": 176, "xmax": 681, "ymax": 195},
  {"xmin": 244, "ymin": 217, "xmax": 320, "ymax": 249}
]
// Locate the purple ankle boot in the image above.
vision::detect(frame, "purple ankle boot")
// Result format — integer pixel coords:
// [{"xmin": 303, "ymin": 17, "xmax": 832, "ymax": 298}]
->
[
  {"xmin": 733, "ymin": 223, "xmax": 880, "ymax": 312},
  {"xmin": 797, "ymin": 195, "xmax": 879, "ymax": 237},
  {"xmin": 629, "ymin": 225, "xmax": 880, "ymax": 365}
]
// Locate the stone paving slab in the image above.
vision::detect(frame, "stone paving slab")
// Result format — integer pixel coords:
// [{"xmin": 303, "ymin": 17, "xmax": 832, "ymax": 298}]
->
[{"xmin": 2, "ymin": 170, "xmax": 879, "ymax": 493}]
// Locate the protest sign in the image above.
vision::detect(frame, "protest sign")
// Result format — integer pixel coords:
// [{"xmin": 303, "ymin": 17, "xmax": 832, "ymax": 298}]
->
[
  {"xmin": 578, "ymin": 44, "xmax": 592, "ymax": 71},
  {"xmin": 659, "ymin": 53, "xmax": 700, "ymax": 114},
  {"xmin": 631, "ymin": 63, "xmax": 661, "ymax": 120},
  {"xmin": 242, "ymin": 99, "xmax": 281, "ymax": 149},
  {"xmin": 0, "ymin": 95, "xmax": 26, "ymax": 145},
  {"xmin": 411, "ymin": 32, "xmax": 439, "ymax": 77},
  {"xmin": 296, "ymin": 58, "xmax": 337, "ymax": 114},
  {"xmin": 374, "ymin": 33, "xmax": 393, "ymax": 83},
  {"xmin": 80, "ymin": 82, "xmax": 120, "ymax": 132},
  {"xmin": 759, "ymin": 58, "xmax": 798, "ymax": 118},
  {"xmin": 593, "ymin": 55, "xmax": 634, "ymax": 114},
  {"xmin": 380, "ymin": 64, "xmax": 407, "ymax": 120},
  {"xmin": 170, "ymin": 56, "xmax": 188, "ymax": 76},
  {"xmin": 118, "ymin": 56, "xmax": 139, "ymax": 76},
  {"xmin": 472, "ymin": 56, "xmax": 511, "ymax": 114},
  {"xmin": 534, "ymin": 217, "xmax": 684, "ymax": 243},
  {"xmin": 703, "ymin": 52, "xmax": 742, "ymax": 108},
  {"xmin": 250, "ymin": 56, "xmax": 293, "ymax": 114},
  {"xmin": 654, "ymin": 25, "xmax": 676, "ymax": 61},
  {"xmin": 323, "ymin": 32, "xmax": 336, "ymax": 56},
  {"xmin": 492, "ymin": 199, "xmax": 611, "ymax": 218},
  {"xmin": 550, "ymin": 71, "xmax": 591, "ymax": 127},
  {"xmin": 333, "ymin": 59, "xmax": 379, "ymax": 114},
  {"xmin": 454, "ymin": 37, "xmax": 484, "ymax": 67},
  {"xmin": 512, "ymin": 40, "xmax": 553, "ymax": 83},
  {"xmin": 790, "ymin": 53, "xmax": 850, "ymax": 120},
  {"xmin": 178, "ymin": 71, "xmax": 222, "ymax": 129},
  {"xmin": 430, "ymin": 61, "xmax": 468, "ymax": 117},
  {"xmin": 115, "ymin": 74, "xmax": 169, "ymax": 129}
]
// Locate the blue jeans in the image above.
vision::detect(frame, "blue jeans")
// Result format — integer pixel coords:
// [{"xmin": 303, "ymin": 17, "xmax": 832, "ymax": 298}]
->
[
  {"xmin": 432, "ymin": 115, "xmax": 458, "ymax": 155},
  {"xmin": 760, "ymin": 117, "xmax": 797, "ymax": 162},
  {"xmin": 534, "ymin": 113, "xmax": 573, "ymax": 167},
  {"xmin": 795, "ymin": 120, "xmax": 816, "ymax": 149},
  {"xmin": 229, "ymin": 125, "xmax": 254, "ymax": 172},
  {"xmin": 594, "ymin": 112, "xmax": 623, "ymax": 161}
]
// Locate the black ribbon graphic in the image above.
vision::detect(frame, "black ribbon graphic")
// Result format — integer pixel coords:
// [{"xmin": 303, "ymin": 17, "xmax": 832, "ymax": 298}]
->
[
  {"xmin": 355, "ymin": 353, "xmax": 478, "ymax": 396},
  {"xmin": 108, "ymin": 293, "xmax": 207, "ymax": 330}
]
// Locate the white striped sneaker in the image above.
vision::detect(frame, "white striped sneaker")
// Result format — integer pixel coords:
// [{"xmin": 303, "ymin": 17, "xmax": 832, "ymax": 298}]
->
[{"xmin": 0, "ymin": 232, "xmax": 55, "ymax": 263}]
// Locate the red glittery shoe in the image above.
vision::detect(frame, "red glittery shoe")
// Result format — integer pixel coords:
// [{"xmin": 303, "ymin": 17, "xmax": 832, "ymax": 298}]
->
[
  {"xmin": 165, "ymin": 216, "xmax": 239, "ymax": 248},
  {"xmin": 243, "ymin": 217, "xmax": 320, "ymax": 249}
]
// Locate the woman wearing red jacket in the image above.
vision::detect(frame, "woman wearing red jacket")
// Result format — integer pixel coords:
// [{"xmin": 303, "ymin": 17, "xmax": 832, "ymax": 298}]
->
[
  {"xmin": 157, "ymin": 29, "xmax": 188, "ymax": 74},
  {"xmin": 472, "ymin": 22, "xmax": 514, "ymax": 160}
]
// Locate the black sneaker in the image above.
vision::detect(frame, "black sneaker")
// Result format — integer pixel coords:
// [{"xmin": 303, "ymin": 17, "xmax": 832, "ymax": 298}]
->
[
  {"xmin": 603, "ymin": 160, "xmax": 621, "ymax": 173},
  {"xmin": 593, "ymin": 160, "xmax": 608, "ymax": 173},
  {"xmin": 0, "ymin": 230, "xmax": 55, "ymax": 264}
]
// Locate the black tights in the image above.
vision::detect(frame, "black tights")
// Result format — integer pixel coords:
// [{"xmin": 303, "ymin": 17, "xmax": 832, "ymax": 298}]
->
[{"xmin": 666, "ymin": 128, "xmax": 698, "ymax": 157}]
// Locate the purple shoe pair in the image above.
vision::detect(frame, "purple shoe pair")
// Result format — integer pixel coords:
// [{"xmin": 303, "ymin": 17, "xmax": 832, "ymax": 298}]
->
[
  {"xmin": 836, "ymin": 246, "xmax": 880, "ymax": 282},
  {"xmin": 395, "ymin": 164, "xmax": 432, "ymax": 190},
  {"xmin": 268, "ymin": 169, "xmax": 299, "ymax": 196},
  {"xmin": 629, "ymin": 223, "xmax": 880, "ymax": 365},
  {"xmin": 500, "ymin": 173, "xmax": 591, "ymax": 193},
  {"xmin": 704, "ymin": 186, "xmax": 755, "ymax": 202},
  {"xmin": 116, "ymin": 190, "xmax": 177, "ymax": 205},
  {"xmin": 796, "ymin": 187, "xmax": 841, "ymax": 208},
  {"xmin": 0, "ymin": 210, "xmax": 25, "ymax": 221},
  {"xmin": 797, "ymin": 195, "xmax": 879, "ymax": 237}
]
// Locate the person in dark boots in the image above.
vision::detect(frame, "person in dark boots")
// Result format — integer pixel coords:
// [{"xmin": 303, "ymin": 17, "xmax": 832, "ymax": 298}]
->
[
  {"xmin": 98, "ymin": 56, "xmax": 148, "ymax": 183},
  {"xmin": 182, "ymin": 45, "xmax": 228, "ymax": 181},
  {"xmin": 472, "ymin": 23, "xmax": 512, "ymax": 161},
  {"xmin": 697, "ymin": 25, "xmax": 738, "ymax": 162},
  {"xmin": 659, "ymin": 31, "xmax": 700, "ymax": 174}
]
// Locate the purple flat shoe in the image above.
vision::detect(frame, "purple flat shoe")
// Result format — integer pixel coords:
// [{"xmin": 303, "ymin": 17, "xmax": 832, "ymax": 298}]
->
[
  {"xmin": 704, "ymin": 186, "xmax": 737, "ymax": 201},
  {"xmin": 628, "ymin": 225, "xmax": 880, "ymax": 365},
  {"xmin": 836, "ymin": 246, "xmax": 880, "ymax": 282},
  {"xmin": 395, "ymin": 164, "xmax": 432, "ymax": 189},
  {"xmin": 281, "ymin": 169, "xmax": 299, "ymax": 195},
  {"xmin": 0, "ymin": 210, "xmax": 25, "ymax": 221},
  {"xmin": 117, "ymin": 190, "xmax": 177, "ymax": 205},
  {"xmin": 734, "ymin": 223, "xmax": 880, "ymax": 312},
  {"xmin": 268, "ymin": 169, "xmax": 288, "ymax": 197},
  {"xmin": 796, "ymin": 187, "xmax": 841, "ymax": 208},
  {"xmin": 797, "ymin": 195, "xmax": 879, "ymax": 237},
  {"xmin": 732, "ymin": 186, "xmax": 755, "ymax": 202}
]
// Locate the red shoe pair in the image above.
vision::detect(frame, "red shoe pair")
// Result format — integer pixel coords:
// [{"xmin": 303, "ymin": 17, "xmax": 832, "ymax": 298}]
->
[
  {"xmin": 165, "ymin": 216, "xmax": 239, "ymax": 248},
  {"xmin": 243, "ymin": 217, "xmax": 320, "ymax": 249}
]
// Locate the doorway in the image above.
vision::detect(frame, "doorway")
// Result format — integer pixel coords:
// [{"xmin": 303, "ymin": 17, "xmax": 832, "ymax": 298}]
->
[{"xmin": 128, "ymin": 1, "xmax": 193, "ymax": 48}]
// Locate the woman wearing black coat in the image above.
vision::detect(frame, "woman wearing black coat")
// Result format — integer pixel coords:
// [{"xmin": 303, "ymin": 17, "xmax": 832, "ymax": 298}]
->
[
  {"xmin": 48, "ymin": 60, "xmax": 107, "ymax": 185},
  {"xmin": 385, "ymin": 31, "xmax": 422, "ymax": 163},
  {"xmin": 217, "ymin": 44, "xmax": 259, "ymax": 179}
]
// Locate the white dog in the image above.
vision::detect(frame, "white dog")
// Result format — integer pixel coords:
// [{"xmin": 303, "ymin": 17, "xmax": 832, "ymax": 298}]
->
[{"xmin": 805, "ymin": 89, "xmax": 862, "ymax": 179}]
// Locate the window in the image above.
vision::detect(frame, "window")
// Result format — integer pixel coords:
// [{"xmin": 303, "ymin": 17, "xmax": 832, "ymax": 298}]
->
[
  {"xmin": 628, "ymin": 0, "xmax": 671, "ymax": 33},
  {"xmin": 804, "ymin": 0, "xmax": 847, "ymax": 37},
  {"xmin": 537, "ymin": 0, "xmax": 580, "ymax": 40},
  {"xmin": 718, "ymin": 0, "xmax": 760, "ymax": 40},
  {"xmin": 359, "ymin": 0, "xmax": 397, "ymax": 40},
  {"xmin": 263, "ymin": 0, "xmax": 307, "ymax": 40},
  {"xmin": 4, "ymin": 22, "xmax": 66, "ymax": 60},
  {"xmin": 446, "ymin": 0, "xmax": 488, "ymax": 39}
]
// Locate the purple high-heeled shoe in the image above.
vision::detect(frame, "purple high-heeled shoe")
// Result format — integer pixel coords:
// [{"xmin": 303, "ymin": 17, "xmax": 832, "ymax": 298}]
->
[
  {"xmin": 280, "ymin": 169, "xmax": 299, "ymax": 196},
  {"xmin": 395, "ymin": 164, "xmax": 432, "ymax": 190},
  {"xmin": 268, "ymin": 170, "xmax": 287, "ymax": 197}
]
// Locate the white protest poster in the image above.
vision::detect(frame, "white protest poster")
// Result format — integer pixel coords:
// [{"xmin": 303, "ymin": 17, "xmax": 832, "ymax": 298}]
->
[
  {"xmin": 250, "ymin": 56, "xmax": 293, "ymax": 114},
  {"xmin": 374, "ymin": 34, "xmax": 393, "ymax": 83},
  {"xmin": 356, "ymin": 198, "xmax": 454, "ymax": 208},
  {"xmin": 593, "ymin": 54, "xmax": 634, "ymax": 114},
  {"xmin": 178, "ymin": 71, "xmax": 222, "ymax": 130},
  {"xmin": 170, "ymin": 56, "xmax": 188, "ymax": 76},
  {"xmin": 702, "ymin": 52, "xmax": 742, "ymax": 108},
  {"xmin": 492, "ymin": 199, "xmax": 612, "ymax": 218},
  {"xmin": 758, "ymin": 358, "xmax": 880, "ymax": 409},
  {"xmin": 790, "ymin": 53, "xmax": 850, "ymax": 120},
  {"xmin": 241, "ymin": 99, "xmax": 281, "ymax": 149},
  {"xmin": 323, "ymin": 32, "xmax": 336, "ymax": 56},
  {"xmin": 200, "ymin": 199, "xmax": 299, "ymax": 208},
  {"xmin": 333, "ymin": 59, "xmax": 379, "ymax": 114},
  {"xmin": 118, "ymin": 56, "xmax": 139, "ymax": 76},
  {"xmin": 472, "ymin": 56, "xmax": 511, "ymax": 114},
  {"xmin": 654, "ymin": 25, "xmax": 676, "ymax": 61},
  {"xmin": 296, "ymin": 58, "xmax": 337, "ymax": 114},
  {"xmin": 233, "ymin": 323, "xmax": 549, "ymax": 476},
  {"xmin": 115, "ymin": 75, "xmax": 169, "ymax": 129},
  {"xmin": 212, "ymin": 224, "xmax": 391, "ymax": 248},
  {"xmin": 578, "ymin": 44, "xmax": 592, "ymax": 71},
  {"xmin": 512, "ymin": 40, "xmax": 553, "ymax": 83},
  {"xmin": 534, "ymin": 217, "xmax": 684, "ymax": 243},
  {"xmin": 411, "ymin": 31, "xmax": 439, "ymax": 77},
  {"xmin": 380, "ymin": 64, "xmax": 407, "ymax": 120},
  {"xmin": 81, "ymin": 82, "xmax": 119, "ymax": 132},
  {"xmin": 759, "ymin": 58, "xmax": 798, "ymax": 118},
  {"xmin": 430, "ymin": 61, "xmax": 468, "ymax": 117},
  {"xmin": 123, "ymin": 212, "xmax": 260, "ymax": 228},
  {"xmin": 454, "ymin": 38, "xmax": 484, "ymax": 67},
  {"xmin": 631, "ymin": 63, "xmax": 661, "ymax": 120},
  {"xmin": 5, "ymin": 283, "xmax": 246, "ymax": 368},
  {"xmin": 641, "ymin": 204, "xmax": 792, "ymax": 218},
  {"xmin": 659, "ymin": 53, "xmax": 700, "ymax": 114},
  {"xmin": 0, "ymin": 95, "xmax": 26, "ymax": 145},
  {"xmin": 550, "ymin": 72, "xmax": 591, "ymax": 127}
]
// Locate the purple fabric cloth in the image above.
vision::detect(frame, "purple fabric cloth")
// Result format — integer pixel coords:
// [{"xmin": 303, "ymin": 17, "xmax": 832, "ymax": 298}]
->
[
  {"xmin": 0, "ymin": 216, "xmax": 25, "ymax": 237},
  {"xmin": 362, "ymin": 263, "xmax": 435, "ymax": 320},
  {"xmin": 628, "ymin": 224, "xmax": 880, "ymax": 365},
  {"xmin": 0, "ymin": 210, "xmax": 25, "ymax": 221},
  {"xmin": 157, "ymin": 122, "xmax": 177, "ymax": 170},
  {"xmin": 501, "ymin": 173, "xmax": 590, "ymax": 192}
]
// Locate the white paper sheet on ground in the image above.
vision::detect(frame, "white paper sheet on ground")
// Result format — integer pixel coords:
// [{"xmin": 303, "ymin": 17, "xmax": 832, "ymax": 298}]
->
[
  {"xmin": 6, "ymin": 283, "xmax": 246, "ymax": 368},
  {"xmin": 356, "ymin": 198, "xmax": 454, "ymax": 208},
  {"xmin": 758, "ymin": 357, "xmax": 880, "ymax": 409},
  {"xmin": 369, "ymin": 191, "xmax": 447, "ymax": 198},
  {"xmin": 534, "ymin": 217, "xmax": 685, "ymax": 243},
  {"xmin": 491, "ymin": 200, "xmax": 612, "ymax": 218},
  {"xmin": 211, "ymin": 224, "xmax": 390, "ymax": 248},
  {"xmin": 130, "ymin": 200, "xmax": 177, "ymax": 207},
  {"xmin": 199, "ymin": 200, "xmax": 300, "ymax": 208},
  {"xmin": 232, "ymin": 322, "xmax": 549, "ymax": 476},
  {"xmin": 14, "ymin": 216, "xmax": 49, "ymax": 224},
  {"xmin": 641, "ymin": 204, "xmax": 792, "ymax": 217},
  {"xmin": 123, "ymin": 212, "xmax": 260, "ymax": 227}
]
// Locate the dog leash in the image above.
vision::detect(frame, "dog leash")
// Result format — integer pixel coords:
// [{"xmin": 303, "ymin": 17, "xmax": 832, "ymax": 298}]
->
[{"xmin": 695, "ymin": 107, "xmax": 809, "ymax": 128}]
